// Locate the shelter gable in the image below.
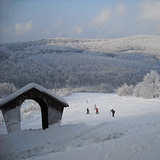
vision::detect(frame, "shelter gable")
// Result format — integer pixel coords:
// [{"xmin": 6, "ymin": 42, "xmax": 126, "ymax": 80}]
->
[
  {"xmin": 0, "ymin": 83, "xmax": 69, "ymax": 133},
  {"xmin": 0, "ymin": 83, "xmax": 68, "ymax": 109}
]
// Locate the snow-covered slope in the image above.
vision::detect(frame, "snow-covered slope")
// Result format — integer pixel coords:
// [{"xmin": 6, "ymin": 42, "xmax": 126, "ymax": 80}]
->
[
  {"xmin": 0, "ymin": 35, "xmax": 160, "ymax": 91},
  {"xmin": 0, "ymin": 93, "xmax": 160, "ymax": 160},
  {"xmin": 2, "ymin": 35, "xmax": 159, "ymax": 54},
  {"xmin": 46, "ymin": 35, "xmax": 160, "ymax": 54}
]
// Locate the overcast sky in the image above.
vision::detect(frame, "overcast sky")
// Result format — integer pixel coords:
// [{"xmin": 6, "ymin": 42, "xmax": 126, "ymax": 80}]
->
[{"xmin": 0, "ymin": 0, "xmax": 160, "ymax": 43}]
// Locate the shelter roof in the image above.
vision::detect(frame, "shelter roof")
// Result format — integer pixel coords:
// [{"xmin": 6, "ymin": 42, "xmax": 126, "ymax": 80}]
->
[{"xmin": 0, "ymin": 83, "xmax": 68, "ymax": 108}]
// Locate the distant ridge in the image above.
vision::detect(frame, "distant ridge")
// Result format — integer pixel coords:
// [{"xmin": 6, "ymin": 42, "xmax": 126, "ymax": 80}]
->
[
  {"xmin": 45, "ymin": 35, "xmax": 160, "ymax": 54},
  {"xmin": 1, "ymin": 35, "xmax": 160, "ymax": 54}
]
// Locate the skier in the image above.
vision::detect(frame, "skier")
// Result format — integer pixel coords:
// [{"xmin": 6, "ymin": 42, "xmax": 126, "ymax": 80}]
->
[
  {"xmin": 96, "ymin": 107, "xmax": 99, "ymax": 114},
  {"xmin": 110, "ymin": 109, "xmax": 115, "ymax": 117},
  {"xmin": 87, "ymin": 108, "xmax": 89, "ymax": 114}
]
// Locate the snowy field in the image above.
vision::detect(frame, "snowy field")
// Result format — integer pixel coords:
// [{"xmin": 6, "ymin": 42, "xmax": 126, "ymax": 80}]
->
[{"xmin": 0, "ymin": 93, "xmax": 160, "ymax": 160}]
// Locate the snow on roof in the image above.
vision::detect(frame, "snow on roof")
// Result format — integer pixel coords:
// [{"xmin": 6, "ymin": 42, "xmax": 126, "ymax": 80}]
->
[{"xmin": 0, "ymin": 83, "xmax": 68, "ymax": 108}]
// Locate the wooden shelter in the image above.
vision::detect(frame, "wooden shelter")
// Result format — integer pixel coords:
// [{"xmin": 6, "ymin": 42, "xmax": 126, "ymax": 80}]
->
[{"xmin": 0, "ymin": 83, "xmax": 69, "ymax": 133}]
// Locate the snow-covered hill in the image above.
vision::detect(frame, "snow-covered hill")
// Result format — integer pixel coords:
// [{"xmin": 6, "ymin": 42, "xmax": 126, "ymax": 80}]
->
[
  {"xmin": 0, "ymin": 93, "xmax": 160, "ymax": 160},
  {"xmin": 46, "ymin": 35, "xmax": 160, "ymax": 54},
  {"xmin": 1, "ymin": 35, "xmax": 160, "ymax": 54},
  {"xmin": 0, "ymin": 35, "xmax": 160, "ymax": 91}
]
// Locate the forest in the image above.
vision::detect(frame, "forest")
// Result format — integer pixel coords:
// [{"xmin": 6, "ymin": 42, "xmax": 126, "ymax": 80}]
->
[{"xmin": 0, "ymin": 35, "xmax": 160, "ymax": 98}]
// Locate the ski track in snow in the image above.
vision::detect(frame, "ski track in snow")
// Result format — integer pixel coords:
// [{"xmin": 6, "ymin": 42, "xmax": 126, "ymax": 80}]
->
[{"xmin": 0, "ymin": 93, "xmax": 160, "ymax": 160}]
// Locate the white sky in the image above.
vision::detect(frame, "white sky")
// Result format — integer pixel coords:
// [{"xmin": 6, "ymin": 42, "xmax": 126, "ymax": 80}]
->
[{"xmin": 0, "ymin": 0, "xmax": 160, "ymax": 43}]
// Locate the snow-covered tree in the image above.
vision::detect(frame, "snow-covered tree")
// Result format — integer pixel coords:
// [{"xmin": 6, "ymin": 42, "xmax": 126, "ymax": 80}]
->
[
  {"xmin": 0, "ymin": 83, "xmax": 17, "ymax": 98},
  {"xmin": 117, "ymin": 70, "xmax": 160, "ymax": 99},
  {"xmin": 133, "ymin": 70, "xmax": 160, "ymax": 98},
  {"xmin": 116, "ymin": 83, "xmax": 134, "ymax": 96}
]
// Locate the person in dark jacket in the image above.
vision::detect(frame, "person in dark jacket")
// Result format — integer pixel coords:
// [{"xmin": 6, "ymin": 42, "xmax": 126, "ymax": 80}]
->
[
  {"xmin": 87, "ymin": 108, "xmax": 89, "ymax": 114},
  {"xmin": 110, "ymin": 109, "xmax": 115, "ymax": 117}
]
